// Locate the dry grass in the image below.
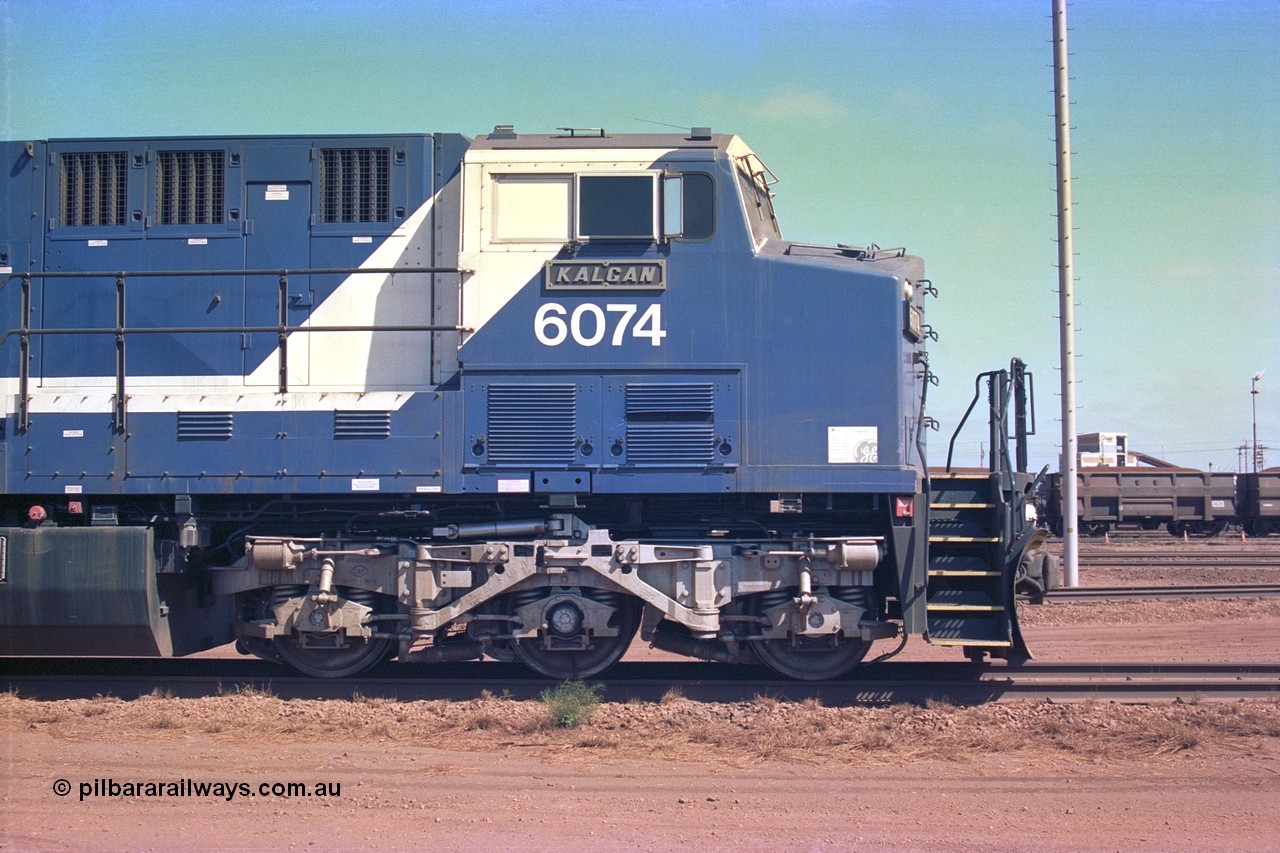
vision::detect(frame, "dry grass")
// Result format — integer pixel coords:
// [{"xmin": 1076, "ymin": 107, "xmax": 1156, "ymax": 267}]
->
[
  {"xmin": 5, "ymin": 691, "xmax": 1277, "ymax": 766},
  {"xmin": 659, "ymin": 685, "xmax": 685, "ymax": 705}
]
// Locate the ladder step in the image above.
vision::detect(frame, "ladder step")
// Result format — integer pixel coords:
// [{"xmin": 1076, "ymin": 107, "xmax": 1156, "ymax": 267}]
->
[
  {"xmin": 928, "ymin": 569, "xmax": 1001, "ymax": 578},
  {"xmin": 928, "ymin": 588, "xmax": 1002, "ymax": 606},
  {"xmin": 930, "ymin": 503, "xmax": 997, "ymax": 510},
  {"xmin": 929, "ymin": 536, "xmax": 999, "ymax": 543},
  {"xmin": 927, "ymin": 603, "xmax": 1005, "ymax": 612},
  {"xmin": 928, "ymin": 614, "xmax": 1009, "ymax": 643},
  {"xmin": 929, "ymin": 553, "xmax": 1000, "ymax": 571}
]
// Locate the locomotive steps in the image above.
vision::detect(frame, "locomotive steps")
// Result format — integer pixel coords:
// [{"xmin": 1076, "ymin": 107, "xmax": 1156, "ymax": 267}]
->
[{"xmin": 925, "ymin": 472, "xmax": 1022, "ymax": 657}]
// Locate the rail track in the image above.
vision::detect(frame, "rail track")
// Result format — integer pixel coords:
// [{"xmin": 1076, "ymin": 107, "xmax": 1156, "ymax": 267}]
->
[
  {"xmin": 1072, "ymin": 548, "xmax": 1280, "ymax": 568},
  {"xmin": 1039, "ymin": 538, "xmax": 1280, "ymax": 565},
  {"xmin": 1046, "ymin": 529, "xmax": 1280, "ymax": 546},
  {"xmin": 3, "ymin": 657, "xmax": 1276, "ymax": 705},
  {"xmin": 1036, "ymin": 583, "xmax": 1280, "ymax": 602}
]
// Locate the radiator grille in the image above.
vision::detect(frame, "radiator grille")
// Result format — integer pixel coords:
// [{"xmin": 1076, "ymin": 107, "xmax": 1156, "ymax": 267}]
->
[
  {"xmin": 334, "ymin": 410, "xmax": 392, "ymax": 439},
  {"xmin": 625, "ymin": 383, "xmax": 716, "ymax": 466},
  {"xmin": 60, "ymin": 152, "xmax": 129, "ymax": 227},
  {"xmin": 487, "ymin": 384, "xmax": 577, "ymax": 465},
  {"xmin": 319, "ymin": 148, "xmax": 390, "ymax": 223},
  {"xmin": 155, "ymin": 150, "xmax": 225, "ymax": 225},
  {"xmin": 177, "ymin": 412, "xmax": 233, "ymax": 440},
  {"xmin": 625, "ymin": 383, "xmax": 715, "ymax": 420}
]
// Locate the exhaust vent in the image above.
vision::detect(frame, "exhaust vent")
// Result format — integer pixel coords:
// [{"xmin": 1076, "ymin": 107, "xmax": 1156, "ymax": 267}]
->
[
  {"xmin": 486, "ymin": 384, "xmax": 577, "ymax": 465},
  {"xmin": 177, "ymin": 412, "xmax": 233, "ymax": 441},
  {"xmin": 59, "ymin": 152, "xmax": 129, "ymax": 227},
  {"xmin": 155, "ymin": 150, "xmax": 225, "ymax": 225},
  {"xmin": 334, "ymin": 410, "xmax": 392, "ymax": 439},
  {"xmin": 319, "ymin": 148, "xmax": 390, "ymax": 223},
  {"xmin": 624, "ymin": 383, "xmax": 715, "ymax": 466}
]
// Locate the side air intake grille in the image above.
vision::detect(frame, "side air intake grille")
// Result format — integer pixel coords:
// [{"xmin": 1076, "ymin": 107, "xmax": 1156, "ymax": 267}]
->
[
  {"xmin": 155, "ymin": 150, "xmax": 225, "ymax": 225},
  {"xmin": 319, "ymin": 148, "xmax": 390, "ymax": 223},
  {"xmin": 334, "ymin": 410, "xmax": 392, "ymax": 439},
  {"xmin": 60, "ymin": 152, "xmax": 129, "ymax": 227},
  {"xmin": 625, "ymin": 383, "xmax": 716, "ymax": 466},
  {"xmin": 487, "ymin": 384, "xmax": 577, "ymax": 465},
  {"xmin": 177, "ymin": 412, "xmax": 233, "ymax": 441}
]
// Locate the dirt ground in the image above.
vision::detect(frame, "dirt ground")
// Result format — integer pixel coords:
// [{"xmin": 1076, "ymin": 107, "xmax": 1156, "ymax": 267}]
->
[{"xmin": 3, "ymin": 563, "xmax": 1280, "ymax": 851}]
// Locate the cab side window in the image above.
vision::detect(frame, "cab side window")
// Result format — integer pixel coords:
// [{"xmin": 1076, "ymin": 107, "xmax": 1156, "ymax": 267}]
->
[
  {"xmin": 663, "ymin": 172, "xmax": 715, "ymax": 242},
  {"xmin": 577, "ymin": 175, "xmax": 656, "ymax": 240},
  {"xmin": 680, "ymin": 173, "xmax": 714, "ymax": 241}
]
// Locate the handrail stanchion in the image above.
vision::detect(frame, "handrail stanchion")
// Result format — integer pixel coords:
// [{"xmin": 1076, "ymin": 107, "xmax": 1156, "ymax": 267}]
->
[
  {"xmin": 114, "ymin": 273, "xmax": 128, "ymax": 433},
  {"xmin": 18, "ymin": 273, "xmax": 31, "ymax": 433}
]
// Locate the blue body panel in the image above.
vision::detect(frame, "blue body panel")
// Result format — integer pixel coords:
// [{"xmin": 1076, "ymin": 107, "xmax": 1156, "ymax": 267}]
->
[
  {"xmin": 453, "ymin": 156, "xmax": 921, "ymax": 496},
  {"xmin": 1, "ymin": 132, "xmax": 924, "ymax": 503}
]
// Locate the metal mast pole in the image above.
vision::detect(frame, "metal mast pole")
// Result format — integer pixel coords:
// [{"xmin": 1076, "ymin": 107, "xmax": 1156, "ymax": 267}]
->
[
  {"xmin": 1053, "ymin": 0, "xmax": 1080, "ymax": 587},
  {"xmin": 1254, "ymin": 372, "xmax": 1265, "ymax": 472}
]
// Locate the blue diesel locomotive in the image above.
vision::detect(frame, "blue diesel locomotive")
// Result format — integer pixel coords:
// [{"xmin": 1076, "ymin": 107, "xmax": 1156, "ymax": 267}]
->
[{"xmin": 0, "ymin": 128, "xmax": 1044, "ymax": 679}]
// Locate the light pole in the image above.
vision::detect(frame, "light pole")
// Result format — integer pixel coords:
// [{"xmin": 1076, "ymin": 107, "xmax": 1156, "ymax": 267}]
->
[
  {"xmin": 1253, "ymin": 370, "xmax": 1266, "ymax": 473},
  {"xmin": 1053, "ymin": 0, "xmax": 1080, "ymax": 588}
]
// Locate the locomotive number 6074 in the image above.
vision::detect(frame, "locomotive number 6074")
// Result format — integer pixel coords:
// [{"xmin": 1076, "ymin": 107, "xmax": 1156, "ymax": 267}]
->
[{"xmin": 534, "ymin": 302, "xmax": 666, "ymax": 347}]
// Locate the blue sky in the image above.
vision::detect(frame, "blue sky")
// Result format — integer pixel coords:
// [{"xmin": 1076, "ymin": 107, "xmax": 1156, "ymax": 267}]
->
[{"xmin": 2, "ymin": 0, "xmax": 1277, "ymax": 472}]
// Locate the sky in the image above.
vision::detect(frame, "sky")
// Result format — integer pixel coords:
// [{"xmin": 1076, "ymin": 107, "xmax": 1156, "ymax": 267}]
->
[{"xmin": 2, "ymin": 0, "xmax": 1277, "ymax": 473}]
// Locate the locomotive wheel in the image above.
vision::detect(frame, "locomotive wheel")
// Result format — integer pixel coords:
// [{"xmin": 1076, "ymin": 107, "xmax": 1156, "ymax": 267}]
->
[
  {"xmin": 262, "ymin": 585, "xmax": 395, "ymax": 679},
  {"xmin": 747, "ymin": 588, "xmax": 874, "ymax": 680},
  {"xmin": 751, "ymin": 634, "xmax": 872, "ymax": 681},
  {"xmin": 510, "ymin": 593, "xmax": 641, "ymax": 680},
  {"xmin": 274, "ymin": 633, "xmax": 393, "ymax": 679}
]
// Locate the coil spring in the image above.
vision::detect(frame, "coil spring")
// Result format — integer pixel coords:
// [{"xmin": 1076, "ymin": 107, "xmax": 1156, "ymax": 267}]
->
[
  {"xmin": 582, "ymin": 587, "xmax": 620, "ymax": 608},
  {"xmin": 270, "ymin": 585, "xmax": 380, "ymax": 613},
  {"xmin": 270, "ymin": 585, "xmax": 308, "ymax": 609},
  {"xmin": 757, "ymin": 588, "xmax": 793, "ymax": 612},
  {"xmin": 828, "ymin": 586, "xmax": 869, "ymax": 610},
  {"xmin": 512, "ymin": 588, "xmax": 544, "ymax": 610},
  {"xmin": 342, "ymin": 587, "xmax": 377, "ymax": 610}
]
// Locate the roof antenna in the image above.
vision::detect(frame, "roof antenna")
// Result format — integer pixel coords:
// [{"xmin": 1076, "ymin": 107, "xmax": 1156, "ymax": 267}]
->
[
  {"xmin": 633, "ymin": 118, "xmax": 689, "ymax": 130},
  {"xmin": 634, "ymin": 119, "xmax": 712, "ymax": 140}
]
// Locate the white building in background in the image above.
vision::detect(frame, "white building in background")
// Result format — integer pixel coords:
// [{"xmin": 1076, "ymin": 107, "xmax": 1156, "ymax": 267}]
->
[{"xmin": 1078, "ymin": 432, "xmax": 1138, "ymax": 468}]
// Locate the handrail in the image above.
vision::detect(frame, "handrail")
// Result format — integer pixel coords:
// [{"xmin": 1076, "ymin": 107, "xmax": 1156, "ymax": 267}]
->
[
  {"xmin": 944, "ymin": 358, "xmax": 1034, "ymax": 476},
  {"xmin": 1, "ymin": 323, "xmax": 468, "ymax": 344},
  {"xmin": 1, "ymin": 266, "xmax": 459, "ymax": 289},
  {"xmin": 945, "ymin": 370, "xmax": 988, "ymax": 473},
  {"xmin": 3, "ymin": 266, "xmax": 468, "ymax": 434}
]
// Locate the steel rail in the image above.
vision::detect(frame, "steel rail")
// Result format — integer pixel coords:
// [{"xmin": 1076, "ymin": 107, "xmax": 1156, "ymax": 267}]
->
[
  {"xmin": 1075, "ymin": 553, "xmax": 1280, "ymax": 568},
  {"xmin": 1035, "ymin": 583, "xmax": 1280, "ymax": 602},
  {"xmin": 4, "ymin": 659, "xmax": 1276, "ymax": 704}
]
